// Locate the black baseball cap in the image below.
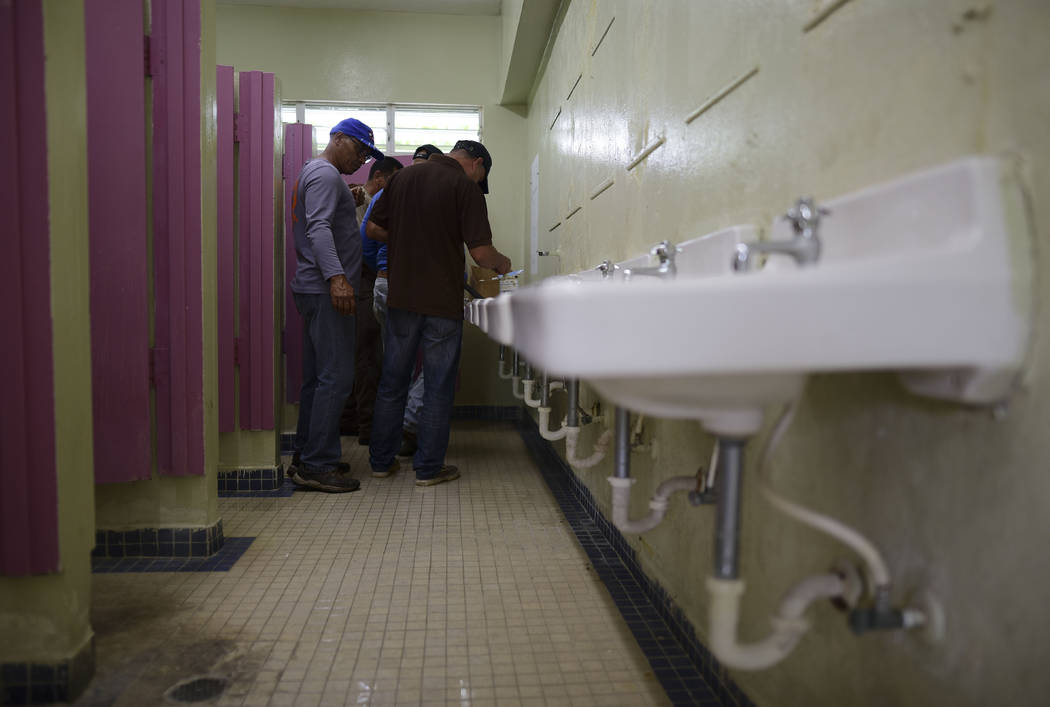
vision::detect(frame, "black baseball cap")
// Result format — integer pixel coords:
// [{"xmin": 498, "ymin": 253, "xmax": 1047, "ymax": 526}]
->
[
  {"xmin": 453, "ymin": 139, "xmax": 492, "ymax": 194},
  {"xmin": 412, "ymin": 144, "xmax": 442, "ymax": 161}
]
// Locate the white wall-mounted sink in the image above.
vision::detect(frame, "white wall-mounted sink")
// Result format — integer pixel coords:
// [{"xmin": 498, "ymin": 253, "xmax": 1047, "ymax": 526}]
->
[{"xmin": 509, "ymin": 156, "xmax": 1032, "ymax": 435}]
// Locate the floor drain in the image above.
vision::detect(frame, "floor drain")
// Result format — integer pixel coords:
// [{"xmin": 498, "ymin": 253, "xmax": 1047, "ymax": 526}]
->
[{"xmin": 164, "ymin": 676, "xmax": 228, "ymax": 703}]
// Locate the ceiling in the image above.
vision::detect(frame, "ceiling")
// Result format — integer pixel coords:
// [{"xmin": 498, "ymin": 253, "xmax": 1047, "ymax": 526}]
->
[{"xmin": 216, "ymin": 0, "xmax": 502, "ymax": 15}]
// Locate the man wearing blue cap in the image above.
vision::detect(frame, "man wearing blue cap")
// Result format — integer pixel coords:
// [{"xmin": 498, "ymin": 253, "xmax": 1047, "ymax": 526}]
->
[
  {"xmin": 366, "ymin": 140, "xmax": 512, "ymax": 487},
  {"xmin": 289, "ymin": 118, "xmax": 384, "ymax": 493}
]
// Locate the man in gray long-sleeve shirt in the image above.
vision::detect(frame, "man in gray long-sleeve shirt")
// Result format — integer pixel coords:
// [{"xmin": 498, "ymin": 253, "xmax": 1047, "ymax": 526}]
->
[{"xmin": 289, "ymin": 118, "xmax": 383, "ymax": 493}]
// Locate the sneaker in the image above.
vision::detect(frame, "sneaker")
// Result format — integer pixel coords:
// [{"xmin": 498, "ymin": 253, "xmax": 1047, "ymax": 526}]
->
[
  {"xmin": 288, "ymin": 454, "xmax": 350, "ymax": 477},
  {"xmin": 372, "ymin": 459, "xmax": 400, "ymax": 479},
  {"xmin": 292, "ymin": 467, "xmax": 361, "ymax": 493},
  {"xmin": 415, "ymin": 465, "xmax": 460, "ymax": 487},
  {"xmin": 397, "ymin": 430, "xmax": 417, "ymax": 457}
]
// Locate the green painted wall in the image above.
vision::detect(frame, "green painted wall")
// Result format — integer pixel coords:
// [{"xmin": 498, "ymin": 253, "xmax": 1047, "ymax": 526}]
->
[
  {"xmin": 94, "ymin": 0, "xmax": 221, "ymax": 531},
  {"xmin": 216, "ymin": 4, "xmax": 526, "ymax": 408},
  {"xmin": 0, "ymin": 0, "xmax": 95, "ymax": 664},
  {"xmin": 525, "ymin": 1, "xmax": 1050, "ymax": 706}
]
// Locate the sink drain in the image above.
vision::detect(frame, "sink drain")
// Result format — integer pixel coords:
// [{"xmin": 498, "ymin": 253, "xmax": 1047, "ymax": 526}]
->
[{"xmin": 164, "ymin": 676, "xmax": 228, "ymax": 703}]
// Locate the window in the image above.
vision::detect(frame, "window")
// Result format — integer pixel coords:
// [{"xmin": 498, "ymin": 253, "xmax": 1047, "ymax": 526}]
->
[{"xmin": 282, "ymin": 101, "xmax": 482, "ymax": 156}]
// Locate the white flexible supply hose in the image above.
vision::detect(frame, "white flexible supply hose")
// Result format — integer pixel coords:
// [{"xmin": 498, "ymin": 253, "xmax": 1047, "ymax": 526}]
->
[
  {"xmin": 511, "ymin": 376, "xmax": 524, "ymax": 400},
  {"xmin": 498, "ymin": 359, "xmax": 513, "ymax": 380},
  {"xmin": 756, "ymin": 402, "xmax": 892, "ymax": 588},
  {"xmin": 565, "ymin": 427, "xmax": 613, "ymax": 468}
]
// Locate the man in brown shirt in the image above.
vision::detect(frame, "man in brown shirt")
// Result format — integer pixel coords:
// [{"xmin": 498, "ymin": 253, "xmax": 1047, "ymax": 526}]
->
[{"xmin": 365, "ymin": 140, "xmax": 511, "ymax": 486}]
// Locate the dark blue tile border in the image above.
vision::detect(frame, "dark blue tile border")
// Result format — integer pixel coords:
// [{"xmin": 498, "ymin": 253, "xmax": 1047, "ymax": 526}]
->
[
  {"xmin": 91, "ymin": 537, "xmax": 254, "ymax": 573},
  {"xmin": 518, "ymin": 417, "xmax": 756, "ymax": 707},
  {"xmin": 217, "ymin": 465, "xmax": 286, "ymax": 493},
  {"xmin": 219, "ymin": 477, "xmax": 297, "ymax": 498},
  {"xmin": 451, "ymin": 405, "xmax": 522, "ymax": 421},
  {"xmin": 0, "ymin": 637, "xmax": 94, "ymax": 705},
  {"xmin": 92, "ymin": 520, "xmax": 225, "ymax": 559}
]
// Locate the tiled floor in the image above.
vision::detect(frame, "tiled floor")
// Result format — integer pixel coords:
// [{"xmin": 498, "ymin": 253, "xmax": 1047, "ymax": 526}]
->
[{"xmin": 76, "ymin": 421, "xmax": 676, "ymax": 706}]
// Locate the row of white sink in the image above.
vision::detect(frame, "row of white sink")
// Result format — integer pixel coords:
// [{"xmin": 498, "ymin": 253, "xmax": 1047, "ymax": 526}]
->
[{"xmin": 466, "ymin": 156, "xmax": 1032, "ymax": 436}]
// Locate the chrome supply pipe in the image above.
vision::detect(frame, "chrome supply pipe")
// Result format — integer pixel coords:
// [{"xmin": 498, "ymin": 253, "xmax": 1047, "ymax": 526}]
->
[
  {"xmin": 614, "ymin": 407, "xmax": 631, "ymax": 479},
  {"xmin": 714, "ymin": 438, "xmax": 745, "ymax": 580},
  {"xmin": 523, "ymin": 363, "xmax": 534, "ymax": 381},
  {"xmin": 541, "ymin": 372, "xmax": 550, "ymax": 408},
  {"xmin": 567, "ymin": 380, "xmax": 580, "ymax": 427}
]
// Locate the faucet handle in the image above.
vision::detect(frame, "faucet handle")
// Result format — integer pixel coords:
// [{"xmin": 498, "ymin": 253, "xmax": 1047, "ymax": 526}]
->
[
  {"xmin": 784, "ymin": 197, "xmax": 830, "ymax": 234},
  {"xmin": 649, "ymin": 240, "xmax": 679, "ymax": 262},
  {"xmin": 596, "ymin": 260, "xmax": 616, "ymax": 279}
]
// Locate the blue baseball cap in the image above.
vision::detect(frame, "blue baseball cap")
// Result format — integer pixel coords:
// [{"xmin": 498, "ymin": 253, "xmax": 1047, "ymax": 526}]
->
[{"xmin": 330, "ymin": 118, "xmax": 384, "ymax": 160}]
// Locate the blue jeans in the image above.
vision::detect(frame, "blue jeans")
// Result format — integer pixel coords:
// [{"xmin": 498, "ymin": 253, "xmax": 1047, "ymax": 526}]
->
[
  {"xmin": 373, "ymin": 277, "xmax": 424, "ymax": 430},
  {"xmin": 370, "ymin": 308, "xmax": 462, "ymax": 479},
  {"xmin": 294, "ymin": 292, "xmax": 356, "ymax": 472}
]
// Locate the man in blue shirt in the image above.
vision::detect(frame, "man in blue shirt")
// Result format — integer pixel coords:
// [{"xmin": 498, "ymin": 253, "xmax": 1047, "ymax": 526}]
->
[{"xmin": 353, "ymin": 157, "xmax": 403, "ymax": 451}]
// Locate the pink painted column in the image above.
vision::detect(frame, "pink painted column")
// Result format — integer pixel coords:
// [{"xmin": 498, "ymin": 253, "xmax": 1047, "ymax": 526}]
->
[
  {"xmin": 85, "ymin": 0, "xmax": 151, "ymax": 483},
  {"xmin": 0, "ymin": 0, "xmax": 59, "ymax": 575},
  {"xmin": 237, "ymin": 71, "xmax": 277, "ymax": 430},
  {"xmin": 216, "ymin": 65, "xmax": 236, "ymax": 433},
  {"xmin": 282, "ymin": 123, "xmax": 314, "ymax": 404},
  {"xmin": 151, "ymin": 0, "xmax": 204, "ymax": 476}
]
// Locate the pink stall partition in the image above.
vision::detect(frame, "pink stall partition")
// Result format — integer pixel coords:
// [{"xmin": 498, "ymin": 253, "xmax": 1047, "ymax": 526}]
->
[
  {"xmin": 151, "ymin": 0, "xmax": 204, "ymax": 476},
  {"xmin": 237, "ymin": 71, "xmax": 277, "ymax": 430},
  {"xmin": 0, "ymin": 0, "xmax": 59, "ymax": 575},
  {"xmin": 282, "ymin": 123, "xmax": 314, "ymax": 404},
  {"xmin": 86, "ymin": 0, "xmax": 151, "ymax": 483},
  {"xmin": 216, "ymin": 65, "xmax": 235, "ymax": 433}
]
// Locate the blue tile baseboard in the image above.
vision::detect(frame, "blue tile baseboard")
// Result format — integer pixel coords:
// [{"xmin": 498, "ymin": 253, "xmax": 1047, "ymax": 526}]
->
[
  {"xmin": 518, "ymin": 416, "xmax": 756, "ymax": 707},
  {"xmin": 91, "ymin": 519, "xmax": 224, "ymax": 560},
  {"xmin": 451, "ymin": 405, "xmax": 522, "ymax": 421},
  {"xmin": 219, "ymin": 477, "xmax": 297, "ymax": 498},
  {"xmin": 279, "ymin": 433, "xmax": 296, "ymax": 455},
  {"xmin": 0, "ymin": 636, "xmax": 94, "ymax": 705},
  {"xmin": 92, "ymin": 537, "xmax": 254, "ymax": 574},
  {"xmin": 218, "ymin": 465, "xmax": 285, "ymax": 493}
]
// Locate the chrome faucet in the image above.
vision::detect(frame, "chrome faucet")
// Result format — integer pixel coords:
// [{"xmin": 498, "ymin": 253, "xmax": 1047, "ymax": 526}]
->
[
  {"xmin": 732, "ymin": 197, "xmax": 828, "ymax": 272},
  {"xmin": 623, "ymin": 241, "xmax": 679, "ymax": 281},
  {"xmin": 596, "ymin": 260, "xmax": 617, "ymax": 279}
]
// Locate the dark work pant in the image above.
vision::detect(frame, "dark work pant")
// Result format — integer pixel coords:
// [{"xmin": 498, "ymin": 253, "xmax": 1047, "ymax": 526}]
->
[
  {"xmin": 370, "ymin": 308, "xmax": 462, "ymax": 479},
  {"xmin": 353, "ymin": 266, "xmax": 382, "ymax": 436},
  {"xmin": 294, "ymin": 292, "xmax": 355, "ymax": 472}
]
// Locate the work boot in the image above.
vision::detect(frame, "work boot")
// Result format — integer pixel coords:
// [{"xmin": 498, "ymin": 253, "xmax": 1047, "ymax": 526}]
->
[{"xmin": 414, "ymin": 465, "xmax": 460, "ymax": 487}]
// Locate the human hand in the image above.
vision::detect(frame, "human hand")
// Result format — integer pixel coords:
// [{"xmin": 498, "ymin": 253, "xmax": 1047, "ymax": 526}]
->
[
  {"xmin": 493, "ymin": 254, "xmax": 512, "ymax": 275},
  {"xmin": 350, "ymin": 185, "xmax": 368, "ymax": 207},
  {"xmin": 329, "ymin": 275, "xmax": 356, "ymax": 316}
]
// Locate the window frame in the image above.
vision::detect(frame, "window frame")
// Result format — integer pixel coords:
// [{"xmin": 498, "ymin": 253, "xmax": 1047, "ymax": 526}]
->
[{"xmin": 282, "ymin": 100, "xmax": 483, "ymax": 155}]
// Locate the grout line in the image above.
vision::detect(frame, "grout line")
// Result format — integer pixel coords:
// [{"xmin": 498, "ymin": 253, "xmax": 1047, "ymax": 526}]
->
[
  {"xmin": 591, "ymin": 16, "xmax": 615, "ymax": 56},
  {"xmin": 626, "ymin": 136, "xmax": 666, "ymax": 171},
  {"xmin": 803, "ymin": 0, "xmax": 856, "ymax": 32},
  {"xmin": 548, "ymin": 221, "xmax": 561, "ymax": 233},
  {"xmin": 684, "ymin": 66, "xmax": 760, "ymax": 125},
  {"xmin": 566, "ymin": 73, "xmax": 583, "ymax": 101},
  {"xmin": 565, "ymin": 205, "xmax": 582, "ymax": 220},
  {"xmin": 549, "ymin": 106, "xmax": 562, "ymax": 131},
  {"xmin": 590, "ymin": 177, "xmax": 615, "ymax": 200}
]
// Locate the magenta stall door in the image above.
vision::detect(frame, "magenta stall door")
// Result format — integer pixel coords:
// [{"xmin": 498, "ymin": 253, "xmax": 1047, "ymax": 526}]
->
[
  {"xmin": 86, "ymin": 0, "xmax": 151, "ymax": 483},
  {"xmin": 217, "ymin": 65, "xmax": 235, "ymax": 433},
  {"xmin": 283, "ymin": 123, "xmax": 314, "ymax": 404},
  {"xmin": 237, "ymin": 71, "xmax": 277, "ymax": 430},
  {"xmin": 152, "ymin": 0, "xmax": 204, "ymax": 476},
  {"xmin": 0, "ymin": 0, "xmax": 59, "ymax": 575}
]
